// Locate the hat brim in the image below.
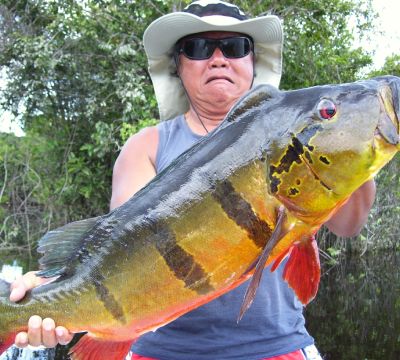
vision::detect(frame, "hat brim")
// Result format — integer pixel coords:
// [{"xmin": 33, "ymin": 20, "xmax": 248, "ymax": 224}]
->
[
  {"xmin": 144, "ymin": 12, "xmax": 282, "ymax": 57},
  {"xmin": 143, "ymin": 12, "xmax": 283, "ymax": 121}
]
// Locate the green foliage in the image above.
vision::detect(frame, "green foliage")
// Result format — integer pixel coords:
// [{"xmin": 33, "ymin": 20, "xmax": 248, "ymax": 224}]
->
[
  {"xmin": 227, "ymin": 0, "xmax": 375, "ymax": 88},
  {"xmin": 306, "ymin": 252, "xmax": 400, "ymax": 359},
  {"xmin": 0, "ymin": 132, "xmax": 66, "ymax": 259},
  {"xmin": 368, "ymin": 54, "xmax": 400, "ymax": 77}
]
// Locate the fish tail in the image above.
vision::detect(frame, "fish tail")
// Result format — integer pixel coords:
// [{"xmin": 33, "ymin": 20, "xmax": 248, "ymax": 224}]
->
[
  {"xmin": 0, "ymin": 332, "xmax": 18, "ymax": 356},
  {"xmin": 0, "ymin": 279, "xmax": 18, "ymax": 355}
]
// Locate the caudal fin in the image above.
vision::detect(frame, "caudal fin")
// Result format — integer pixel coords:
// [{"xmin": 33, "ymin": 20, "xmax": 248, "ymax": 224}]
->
[
  {"xmin": 0, "ymin": 333, "xmax": 18, "ymax": 356},
  {"xmin": 0, "ymin": 279, "xmax": 19, "ymax": 355}
]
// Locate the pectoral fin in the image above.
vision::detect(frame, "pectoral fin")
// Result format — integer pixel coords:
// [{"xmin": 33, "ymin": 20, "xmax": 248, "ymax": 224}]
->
[
  {"xmin": 238, "ymin": 207, "xmax": 286, "ymax": 322},
  {"xmin": 282, "ymin": 236, "xmax": 321, "ymax": 304}
]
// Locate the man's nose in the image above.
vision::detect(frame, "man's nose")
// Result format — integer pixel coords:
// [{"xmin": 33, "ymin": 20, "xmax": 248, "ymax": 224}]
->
[{"xmin": 209, "ymin": 47, "xmax": 229, "ymax": 67}]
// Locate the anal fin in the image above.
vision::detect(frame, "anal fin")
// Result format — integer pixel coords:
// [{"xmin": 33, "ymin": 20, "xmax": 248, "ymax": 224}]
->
[
  {"xmin": 282, "ymin": 236, "xmax": 320, "ymax": 304},
  {"xmin": 69, "ymin": 334, "xmax": 135, "ymax": 360}
]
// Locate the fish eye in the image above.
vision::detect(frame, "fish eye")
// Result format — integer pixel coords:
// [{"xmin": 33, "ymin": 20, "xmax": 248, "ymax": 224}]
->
[{"xmin": 317, "ymin": 99, "xmax": 336, "ymax": 120}]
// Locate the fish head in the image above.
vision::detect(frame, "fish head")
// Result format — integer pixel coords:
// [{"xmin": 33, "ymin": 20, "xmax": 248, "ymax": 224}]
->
[{"xmin": 267, "ymin": 75, "xmax": 400, "ymax": 223}]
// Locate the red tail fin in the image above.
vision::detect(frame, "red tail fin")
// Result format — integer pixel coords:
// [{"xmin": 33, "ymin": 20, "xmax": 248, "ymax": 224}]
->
[
  {"xmin": 0, "ymin": 333, "xmax": 18, "ymax": 356},
  {"xmin": 282, "ymin": 236, "xmax": 321, "ymax": 304},
  {"xmin": 69, "ymin": 334, "xmax": 135, "ymax": 360}
]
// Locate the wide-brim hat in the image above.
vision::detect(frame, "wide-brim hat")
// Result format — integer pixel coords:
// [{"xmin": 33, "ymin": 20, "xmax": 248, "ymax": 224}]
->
[{"xmin": 143, "ymin": 0, "xmax": 283, "ymax": 120}]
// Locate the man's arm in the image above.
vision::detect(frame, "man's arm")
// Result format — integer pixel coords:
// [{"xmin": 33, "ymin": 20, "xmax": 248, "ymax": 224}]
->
[
  {"xmin": 110, "ymin": 126, "xmax": 158, "ymax": 210},
  {"xmin": 325, "ymin": 180, "xmax": 376, "ymax": 237}
]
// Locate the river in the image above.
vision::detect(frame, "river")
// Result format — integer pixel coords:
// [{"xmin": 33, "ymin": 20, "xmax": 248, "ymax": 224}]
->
[{"xmin": 306, "ymin": 250, "xmax": 400, "ymax": 359}]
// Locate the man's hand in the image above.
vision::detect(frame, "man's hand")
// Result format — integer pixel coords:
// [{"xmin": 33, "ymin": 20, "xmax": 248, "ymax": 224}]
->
[
  {"xmin": 10, "ymin": 271, "xmax": 74, "ymax": 348},
  {"xmin": 325, "ymin": 180, "xmax": 376, "ymax": 237}
]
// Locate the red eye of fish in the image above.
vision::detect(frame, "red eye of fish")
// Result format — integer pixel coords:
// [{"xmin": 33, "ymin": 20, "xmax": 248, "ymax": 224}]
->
[{"xmin": 317, "ymin": 99, "xmax": 336, "ymax": 120}]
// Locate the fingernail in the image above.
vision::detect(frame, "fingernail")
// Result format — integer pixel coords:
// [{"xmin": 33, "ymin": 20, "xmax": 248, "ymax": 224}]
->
[
  {"xmin": 55, "ymin": 328, "xmax": 64, "ymax": 337},
  {"xmin": 15, "ymin": 333, "xmax": 28, "ymax": 348},
  {"xmin": 29, "ymin": 315, "xmax": 42, "ymax": 328},
  {"xmin": 9, "ymin": 289, "xmax": 16, "ymax": 298}
]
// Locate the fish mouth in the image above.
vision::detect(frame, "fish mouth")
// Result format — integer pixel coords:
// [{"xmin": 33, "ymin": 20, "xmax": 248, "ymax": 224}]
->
[
  {"xmin": 206, "ymin": 76, "xmax": 233, "ymax": 84},
  {"xmin": 376, "ymin": 81, "xmax": 400, "ymax": 148}
]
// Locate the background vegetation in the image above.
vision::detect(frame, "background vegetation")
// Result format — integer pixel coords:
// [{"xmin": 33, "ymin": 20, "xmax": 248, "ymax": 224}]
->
[{"xmin": 0, "ymin": 0, "xmax": 399, "ymax": 268}]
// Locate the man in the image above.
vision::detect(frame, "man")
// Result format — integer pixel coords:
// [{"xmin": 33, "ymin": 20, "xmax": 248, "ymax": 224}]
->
[{"xmin": 11, "ymin": 1, "xmax": 375, "ymax": 359}]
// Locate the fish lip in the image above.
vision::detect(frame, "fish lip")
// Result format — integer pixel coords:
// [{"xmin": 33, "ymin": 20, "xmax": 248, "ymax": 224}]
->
[
  {"xmin": 206, "ymin": 76, "xmax": 233, "ymax": 84},
  {"xmin": 377, "ymin": 86, "xmax": 400, "ymax": 146}
]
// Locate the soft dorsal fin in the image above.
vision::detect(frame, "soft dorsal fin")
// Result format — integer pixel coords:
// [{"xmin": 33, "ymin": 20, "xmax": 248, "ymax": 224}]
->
[
  {"xmin": 225, "ymin": 84, "xmax": 280, "ymax": 122},
  {"xmin": 36, "ymin": 216, "xmax": 102, "ymax": 278}
]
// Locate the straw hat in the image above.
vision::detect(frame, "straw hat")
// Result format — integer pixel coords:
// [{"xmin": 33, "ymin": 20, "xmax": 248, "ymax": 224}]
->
[{"xmin": 143, "ymin": 0, "xmax": 283, "ymax": 120}]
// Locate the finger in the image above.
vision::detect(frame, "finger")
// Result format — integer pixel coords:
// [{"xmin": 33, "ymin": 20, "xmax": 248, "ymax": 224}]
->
[
  {"xmin": 14, "ymin": 332, "xmax": 29, "ymax": 348},
  {"xmin": 10, "ymin": 272, "xmax": 49, "ymax": 302},
  {"xmin": 42, "ymin": 318, "xmax": 57, "ymax": 348},
  {"xmin": 9, "ymin": 275, "xmax": 28, "ymax": 303},
  {"xmin": 55, "ymin": 326, "xmax": 74, "ymax": 345},
  {"xmin": 27, "ymin": 315, "xmax": 43, "ymax": 347},
  {"xmin": 10, "ymin": 272, "xmax": 37, "ymax": 302}
]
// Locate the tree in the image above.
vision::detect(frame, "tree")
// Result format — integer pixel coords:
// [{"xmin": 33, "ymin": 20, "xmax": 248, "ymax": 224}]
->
[
  {"xmin": 369, "ymin": 54, "xmax": 400, "ymax": 77},
  {"xmin": 0, "ymin": 0, "xmax": 382, "ymax": 261}
]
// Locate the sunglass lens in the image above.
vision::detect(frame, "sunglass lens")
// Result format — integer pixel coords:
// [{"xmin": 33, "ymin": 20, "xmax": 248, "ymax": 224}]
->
[
  {"xmin": 221, "ymin": 38, "xmax": 250, "ymax": 58},
  {"xmin": 183, "ymin": 39, "xmax": 213, "ymax": 59}
]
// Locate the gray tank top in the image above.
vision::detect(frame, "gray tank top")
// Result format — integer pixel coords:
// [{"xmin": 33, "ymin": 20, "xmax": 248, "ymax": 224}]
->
[{"xmin": 132, "ymin": 115, "xmax": 314, "ymax": 360}]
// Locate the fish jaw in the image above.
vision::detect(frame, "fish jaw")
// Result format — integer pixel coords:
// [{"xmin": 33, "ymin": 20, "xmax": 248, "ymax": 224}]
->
[
  {"xmin": 376, "ymin": 76, "xmax": 400, "ymax": 148},
  {"xmin": 367, "ymin": 76, "xmax": 400, "ymax": 179}
]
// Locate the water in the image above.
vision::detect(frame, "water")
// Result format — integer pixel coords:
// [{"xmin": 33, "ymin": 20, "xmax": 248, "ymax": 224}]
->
[
  {"xmin": 0, "ymin": 261, "xmax": 23, "ymax": 282},
  {"xmin": 305, "ymin": 251, "xmax": 400, "ymax": 360},
  {"xmin": 1, "ymin": 252, "xmax": 398, "ymax": 359}
]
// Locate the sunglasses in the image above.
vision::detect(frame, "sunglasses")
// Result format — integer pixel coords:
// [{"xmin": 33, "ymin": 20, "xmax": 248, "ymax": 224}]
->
[{"xmin": 176, "ymin": 36, "xmax": 253, "ymax": 60}]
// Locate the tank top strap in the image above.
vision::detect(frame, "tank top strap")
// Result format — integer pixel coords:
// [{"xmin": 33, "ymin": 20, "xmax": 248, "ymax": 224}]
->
[{"xmin": 155, "ymin": 114, "xmax": 202, "ymax": 173}]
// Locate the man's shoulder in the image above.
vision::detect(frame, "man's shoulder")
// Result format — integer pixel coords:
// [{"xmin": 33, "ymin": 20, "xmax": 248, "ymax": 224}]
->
[{"xmin": 117, "ymin": 126, "xmax": 159, "ymax": 166}]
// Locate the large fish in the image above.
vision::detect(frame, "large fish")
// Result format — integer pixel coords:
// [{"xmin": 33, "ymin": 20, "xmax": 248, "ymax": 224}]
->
[{"xmin": 0, "ymin": 76, "xmax": 399, "ymax": 360}]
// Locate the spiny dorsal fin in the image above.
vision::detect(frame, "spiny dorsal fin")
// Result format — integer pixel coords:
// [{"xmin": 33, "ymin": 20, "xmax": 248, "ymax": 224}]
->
[
  {"xmin": 36, "ymin": 216, "xmax": 101, "ymax": 278},
  {"xmin": 226, "ymin": 84, "xmax": 280, "ymax": 122}
]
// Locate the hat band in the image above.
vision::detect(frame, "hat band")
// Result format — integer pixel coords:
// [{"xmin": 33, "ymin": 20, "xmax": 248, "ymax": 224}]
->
[{"xmin": 184, "ymin": 2, "xmax": 248, "ymax": 20}]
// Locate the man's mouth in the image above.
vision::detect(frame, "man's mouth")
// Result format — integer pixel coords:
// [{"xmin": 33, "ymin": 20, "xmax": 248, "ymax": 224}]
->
[{"xmin": 206, "ymin": 76, "xmax": 233, "ymax": 84}]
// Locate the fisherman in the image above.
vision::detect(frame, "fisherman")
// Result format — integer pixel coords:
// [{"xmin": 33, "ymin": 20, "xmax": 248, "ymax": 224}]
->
[{"xmin": 10, "ymin": 1, "xmax": 376, "ymax": 359}]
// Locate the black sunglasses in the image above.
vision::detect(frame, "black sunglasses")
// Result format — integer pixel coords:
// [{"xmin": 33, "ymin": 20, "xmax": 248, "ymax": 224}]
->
[{"xmin": 176, "ymin": 36, "xmax": 253, "ymax": 60}]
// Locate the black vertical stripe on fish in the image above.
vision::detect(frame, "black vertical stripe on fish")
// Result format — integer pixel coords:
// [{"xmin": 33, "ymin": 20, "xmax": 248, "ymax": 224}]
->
[
  {"xmin": 153, "ymin": 224, "xmax": 214, "ymax": 294},
  {"xmin": 212, "ymin": 180, "xmax": 272, "ymax": 249},
  {"xmin": 92, "ymin": 273, "xmax": 126, "ymax": 324},
  {"xmin": 269, "ymin": 124, "xmax": 323, "ymax": 193}
]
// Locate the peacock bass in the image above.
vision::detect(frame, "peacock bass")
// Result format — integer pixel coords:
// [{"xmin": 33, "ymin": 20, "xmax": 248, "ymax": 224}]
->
[{"xmin": 0, "ymin": 76, "xmax": 399, "ymax": 360}]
